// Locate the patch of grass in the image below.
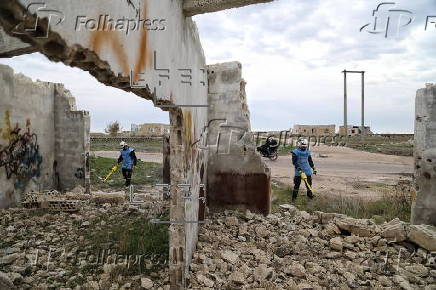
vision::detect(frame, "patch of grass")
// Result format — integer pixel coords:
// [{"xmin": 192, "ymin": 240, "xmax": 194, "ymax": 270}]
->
[
  {"xmin": 277, "ymin": 145, "xmax": 296, "ymax": 156},
  {"xmin": 271, "ymin": 183, "xmax": 412, "ymax": 222},
  {"xmin": 81, "ymin": 212, "xmax": 169, "ymax": 275},
  {"xmin": 344, "ymin": 136, "xmax": 413, "ymax": 156},
  {"xmin": 91, "ymin": 140, "xmax": 162, "ymax": 153},
  {"xmin": 90, "ymin": 156, "xmax": 162, "ymax": 190}
]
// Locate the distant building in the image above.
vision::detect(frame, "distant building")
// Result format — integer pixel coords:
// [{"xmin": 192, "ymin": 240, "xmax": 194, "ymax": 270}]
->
[
  {"xmin": 131, "ymin": 123, "xmax": 170, "ymax": 136},
  {"xmin": 131, "ymin": 124, "xmax": 140, "ymax": 132},
  {"xmin": 338, "ymin": 125, "xmax": 372, "ymax": 136},
  {"xmin": 292, "ymin": 124, "xmax": 336, "ymax": 136}
]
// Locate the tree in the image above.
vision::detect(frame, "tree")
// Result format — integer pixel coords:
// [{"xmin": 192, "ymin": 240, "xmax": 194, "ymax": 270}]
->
[{"xmin": 105, "ymin": 121, "xmax": 121, "ymax": 136}]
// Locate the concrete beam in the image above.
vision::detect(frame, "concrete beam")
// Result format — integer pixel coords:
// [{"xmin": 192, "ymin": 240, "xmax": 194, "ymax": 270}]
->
[
  {"xmin": 183, "ymin": 0, "xmax": 273, "ymax": 16},
  {"xmin": 0, "ymin": 27, "xmax": 36, "ymax": 57}
]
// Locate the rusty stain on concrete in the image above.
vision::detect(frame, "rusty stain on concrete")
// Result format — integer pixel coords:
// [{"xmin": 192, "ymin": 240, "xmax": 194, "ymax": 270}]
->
[
  {"xmin": 89, "ymin": 2, "xmax": 150, "ymax": 81},
  {"xmin": 90, "ymin": 30, "xmax": 129, "ymax": 76}
]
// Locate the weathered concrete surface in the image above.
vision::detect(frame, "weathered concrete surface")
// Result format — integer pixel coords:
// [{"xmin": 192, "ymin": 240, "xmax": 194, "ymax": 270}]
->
[
  {"xmin": 412, "ymin": 83, "xmax": 436, "ymax": 226},
  {"xmin": 183, "ymin": 0, "xmax": 274, "ymax": 16},
  {"xmin": 0, "ymin": 64, "xmax": 89, "ymax": 208},
  {"xmin": 0, "ymin": 27, "xmax": 36, "ymax": 57},
  {"xmin": 207, "ymin": 62, "xmax": 271, "ymax": 215},
  {"xmin": 54, "ymin": 85, "xmax": 90, "ymax": 192}
]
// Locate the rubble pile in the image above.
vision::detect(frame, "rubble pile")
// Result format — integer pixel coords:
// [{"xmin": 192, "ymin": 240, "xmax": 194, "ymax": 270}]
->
[
  {"xmin": 0, "ymin": 198, "xmax": 169, "ymax": 290},
  {"xmin": 189, "ymin": 205, "xmax": 436, "ymax": 290}
]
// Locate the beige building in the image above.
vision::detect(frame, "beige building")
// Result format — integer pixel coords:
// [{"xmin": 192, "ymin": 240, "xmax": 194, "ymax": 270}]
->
[
  {"xmin": 292, "ymin": 124, "xmax": 336, "ymax": 136},
  {"xmin": 339, "ymin": 125, "xmax": 372, "ymax": 136},
  {"xmin": 131, "ymin": 123, "xmax": 170, "ymax": 136}
]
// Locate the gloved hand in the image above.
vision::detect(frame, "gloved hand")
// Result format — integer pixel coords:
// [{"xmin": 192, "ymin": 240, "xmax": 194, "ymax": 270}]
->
[{"xmin": 313, "ymin": 168, "xmax": 317, "ymax": 175}]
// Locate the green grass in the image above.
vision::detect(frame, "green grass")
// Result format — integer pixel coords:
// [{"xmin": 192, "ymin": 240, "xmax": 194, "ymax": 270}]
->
[
  {"xmin": 343, "ymin": 136, "xmax": 413, "ymax": 156},
  {"xmin": 271, "ymin": 183, "xmax": 411, "ymax": 223},
  {"xmin": 277, "ymin": 145, "xmax": 296, "ymax": 156},
  {"xmin": 91, "ymin": 140, "xmax": 163, "ymax": 153},
  {"xmin": 90, "ymin": 156, "xmax": 163, "ymax": 190},
  {"xmin": 80, "ymin": 213, "xmax": 169, "ymax": 275}
]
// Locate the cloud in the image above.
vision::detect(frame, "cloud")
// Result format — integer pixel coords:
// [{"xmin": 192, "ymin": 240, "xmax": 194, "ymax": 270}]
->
[
  {"xmin": 194, "ymin": 0, "xmax": 436, "ymax": 133},
  {"xmin": 2, "ymin": 0, "xmax": 436, "ymax": 134}
]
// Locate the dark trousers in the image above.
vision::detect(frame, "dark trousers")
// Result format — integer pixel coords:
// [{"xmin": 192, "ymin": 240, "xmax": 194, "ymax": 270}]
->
[
  {"xmin": 122, "ymin": 168, "xmax": 133, "ymax": 186},
  {"xmin": 292, "ymin": 175, "xmax": 313, "ymax": 200}
]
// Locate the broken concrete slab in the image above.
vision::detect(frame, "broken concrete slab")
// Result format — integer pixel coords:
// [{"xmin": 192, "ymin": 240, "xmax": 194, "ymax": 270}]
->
[
  {"xmin": 380, "ymin": 219, "xmax": 409, "ymax": 242},
  {"xmin": 408, "ymin": 224, "xmax": 436, "ymax": 251}
]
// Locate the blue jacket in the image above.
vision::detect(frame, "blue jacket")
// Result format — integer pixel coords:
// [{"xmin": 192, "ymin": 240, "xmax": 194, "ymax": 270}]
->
[
  {"xmin": 291, "ymin": 148, "xmax": 314, "ymax": 176},
  {"xmin": 119, "ymin": 147, "xmax": 136, "ymax": 169}
]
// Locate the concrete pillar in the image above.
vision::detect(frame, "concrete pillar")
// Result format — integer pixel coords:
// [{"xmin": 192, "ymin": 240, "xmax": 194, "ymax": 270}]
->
[
  {"xmin": 206, "ymin": 62, "xmax": 271, "ymax": 215},
  {"xmin": 412, "ymin": 83, "xmax": 436, "ymax": 226}
]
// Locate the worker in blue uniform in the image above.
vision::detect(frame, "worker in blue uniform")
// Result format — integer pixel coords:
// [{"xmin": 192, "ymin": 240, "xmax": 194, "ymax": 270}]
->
[
  {"xmin": 291, "ymin": 138, "xmax": 317, "ymax": 201},
  {"xmin": 118, "ymin": 141, "xmax": 138, "ymax": 187}
]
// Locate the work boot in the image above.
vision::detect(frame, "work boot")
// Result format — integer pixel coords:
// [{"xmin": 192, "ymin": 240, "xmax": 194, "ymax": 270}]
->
[
  {"xmin": 292, "ymin": 190, "xmax": 298, "ymax": 202},
  {"xmin": 307, "ymin": 191, "xmax": 314, "ymax": 199}
]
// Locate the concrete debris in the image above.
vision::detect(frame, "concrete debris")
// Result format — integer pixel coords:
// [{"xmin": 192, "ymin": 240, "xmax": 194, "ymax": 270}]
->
[
  {"xmin": 408, "ymin": 224, "xmax": 436, "ymax": 251},
  {"xmin": 380, "ymin": 218, "xmax": 409, "ymax": 242},
  {"xmin": 189, "ymin": 207, "xmax": 436, "ymax": 289},
  {"xmin": 0, "ymin": 201, "xmax": 169, "ymax": 289},
  {"xmin": 21, "ymin": 190, "xmax": 81, "ymax": 212}
]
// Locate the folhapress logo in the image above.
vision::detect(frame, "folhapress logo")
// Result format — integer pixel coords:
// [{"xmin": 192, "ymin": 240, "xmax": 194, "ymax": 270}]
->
[
  {"xmin": 13, "ymin": 2, "xmax": 65, "ymax": 38},
  {"xmin": 75, "ymin": 9, "xmax": 166, "ymax": 35}
]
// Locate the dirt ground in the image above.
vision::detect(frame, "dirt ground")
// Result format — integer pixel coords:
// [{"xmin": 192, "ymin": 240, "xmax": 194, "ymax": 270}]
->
[
  {"xmin": 265, "ymin": 145, "xmax": 414, "ymax": 199},
  {"xmin": 93, "ymin": 145, "xmax": 414, "ymax": 200}
]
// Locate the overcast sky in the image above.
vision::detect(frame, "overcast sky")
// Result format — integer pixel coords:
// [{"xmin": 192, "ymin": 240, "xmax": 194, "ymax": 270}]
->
[{"xmin": 1, "ymin": 0, "xmax": 435, "ymax": 133}]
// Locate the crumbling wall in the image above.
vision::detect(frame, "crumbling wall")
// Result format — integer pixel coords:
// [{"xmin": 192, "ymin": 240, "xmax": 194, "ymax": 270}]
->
[
  {"xmin": 206, "ymin": 61, "xmax": 271, "ymax": 215},
  {"xmin": 412, "ymin": 83, "xmax": 436, "ymax": 226},
  {"xmin": 54, "ymin": 85, "xmax": 90, "ymax": 192},
  {"xmin": 0, "ymin": 64, "xmax": 89, "ymax": 208}
]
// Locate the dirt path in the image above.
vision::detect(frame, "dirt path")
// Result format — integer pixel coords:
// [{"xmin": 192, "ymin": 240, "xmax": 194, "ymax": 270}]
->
[
  {"xmin": 265, "ymin": 145, "xmax": 414, "ymax": 199},
  {"xmin": 93, "ymin": 146, "xmax": 414, "ymax": 199},
  {"xmin": 92, "ymin": 151, "xmax": 163, "ymax": 163}
]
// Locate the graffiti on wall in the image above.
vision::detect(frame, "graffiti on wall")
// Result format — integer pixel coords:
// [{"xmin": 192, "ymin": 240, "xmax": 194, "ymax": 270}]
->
[
  {"xmin": 0, "ymin": 111, "xmax": 43, "ymax": 189},
  {"xmin": 74, "ymin": 168, "xmax": 84, "ymax": 179}
]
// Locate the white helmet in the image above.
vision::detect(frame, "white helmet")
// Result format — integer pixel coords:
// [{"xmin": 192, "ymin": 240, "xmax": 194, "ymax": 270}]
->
[
  {"xmin": 120, "ymin": 141, "xmax": 127, "ymax": 148},
  {"xmin": 297, "ymin": 138, "xmax": 308, "ymax": 148}
]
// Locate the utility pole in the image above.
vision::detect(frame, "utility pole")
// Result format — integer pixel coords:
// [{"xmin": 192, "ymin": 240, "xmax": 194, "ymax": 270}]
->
[{"xmin": 342, "ymin": 70, "xmax": 366, "ymax": 139}]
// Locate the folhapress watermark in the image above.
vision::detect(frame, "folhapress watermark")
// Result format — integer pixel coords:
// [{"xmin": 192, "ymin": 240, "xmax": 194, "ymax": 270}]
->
[
  {"xmin": 12, "ymin": 2, "xmax": 64, "ymax": 38},
  {"xmin": 75, "ymin": 9, "xmax": 166, "ymax": 35},
  {"xmin": 361, "ymin": 2, "xmax": 436, "ymax": 37},
  {"xmin": 30, "ymin": 247, "xmax": 168, "ymax": 271}
]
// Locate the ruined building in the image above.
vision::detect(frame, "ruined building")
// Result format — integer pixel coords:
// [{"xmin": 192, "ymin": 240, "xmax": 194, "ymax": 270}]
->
[
  {"xmin": 0, "ymin": 0, "xmax": 272, "ymax": 288},
  {"xmin": 0, "ymin": 64, "xmax": 90, "ymax": 208},
  {"xmin": 131, "ymin": 123, "xmax": 171, "ymax": 136},
  {"xmin": 292, "ymin": 124, "xmax": 336, "ymax": 136},
  {"xmin": 338, "ymin": 125, "xmax": 373, "ymax": 136}
]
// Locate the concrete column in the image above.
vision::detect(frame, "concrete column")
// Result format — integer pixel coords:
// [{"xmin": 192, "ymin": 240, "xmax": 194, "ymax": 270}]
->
[{"xmin": 412, "ymin": 83, "xmax": 436, "ymax": 226}]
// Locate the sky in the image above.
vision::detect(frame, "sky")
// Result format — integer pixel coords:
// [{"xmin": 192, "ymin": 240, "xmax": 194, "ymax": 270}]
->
[{"xmin": 1, "ymin": 0, "xmax": 435, "ymax": 133}]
